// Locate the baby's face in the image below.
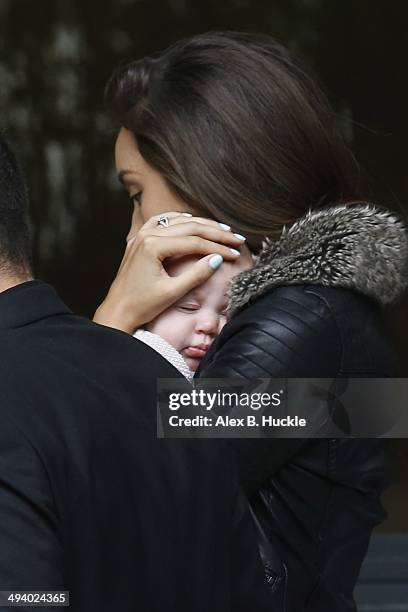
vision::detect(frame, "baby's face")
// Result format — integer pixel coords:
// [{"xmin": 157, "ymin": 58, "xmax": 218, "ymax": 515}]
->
[{"xmin": 146, "ymin": 254, "xmax": 252, "ymax": 371}]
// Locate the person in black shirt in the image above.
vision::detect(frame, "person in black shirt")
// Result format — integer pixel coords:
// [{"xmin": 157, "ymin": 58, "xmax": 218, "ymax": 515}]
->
[{"xmin": 0, "ymin": 137, "xmax": 270, "ymax": 611}]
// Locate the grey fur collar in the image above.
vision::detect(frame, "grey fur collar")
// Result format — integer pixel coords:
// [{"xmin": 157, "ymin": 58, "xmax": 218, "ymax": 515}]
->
[{"xmin": 228, "ymin": 204, "xmax": 408, "ymax": 315}]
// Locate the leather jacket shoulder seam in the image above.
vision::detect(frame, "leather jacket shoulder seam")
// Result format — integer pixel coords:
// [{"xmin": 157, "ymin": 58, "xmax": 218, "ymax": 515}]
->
[
  {"xmin": 260, "ymin": 292, "xmax": 331, "ymax": 326},
  {"xmin": 304, "ymin": 288, "xmax": 344, "ymax": 372},
  {"xmin": 258, "ymin": 304, "xmax": 321, "ymax": 336}
]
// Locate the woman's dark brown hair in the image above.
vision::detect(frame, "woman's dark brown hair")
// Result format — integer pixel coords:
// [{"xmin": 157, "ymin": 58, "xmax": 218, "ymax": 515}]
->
[{"xmin": 106, "ymin": 31, "xmax": 360, "ymax": 252}]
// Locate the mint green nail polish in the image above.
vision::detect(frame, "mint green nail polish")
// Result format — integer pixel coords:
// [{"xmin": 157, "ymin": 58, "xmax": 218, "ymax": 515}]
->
[
  {"xmin": 230, "ymin": 248, "xmax": 240, "ymax": 256},
  {"xmin": 219, "ymin": 222, "xmax": 231, "ymax": 231},
  {"xmin": 209, "ymin": 254, "xmax": 223, "ymax": 269},
  {"xmin": 233, "ymin": 233, "xmax": 246, "ymax": 241}
]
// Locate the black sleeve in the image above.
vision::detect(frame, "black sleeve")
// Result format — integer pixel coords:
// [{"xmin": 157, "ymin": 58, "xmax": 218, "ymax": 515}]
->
[
  {"xmin": 0, "ymin": 412, "xmax": 64, "ymax": 594},
  {"xmin": 196, "ymin": 289, "xmax": 342, "ymax": 494}
]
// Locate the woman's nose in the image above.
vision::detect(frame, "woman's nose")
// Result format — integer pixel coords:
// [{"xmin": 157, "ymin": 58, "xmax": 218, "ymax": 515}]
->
[{"xmin": 126, "ymin": 204, "xmax": 143, "ymax": 242}]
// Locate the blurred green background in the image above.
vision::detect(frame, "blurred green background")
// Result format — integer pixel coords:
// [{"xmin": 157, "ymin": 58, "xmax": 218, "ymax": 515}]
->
[{"xmin": 0, "ymin": 0, "xmax": 407, "ymax": 532}]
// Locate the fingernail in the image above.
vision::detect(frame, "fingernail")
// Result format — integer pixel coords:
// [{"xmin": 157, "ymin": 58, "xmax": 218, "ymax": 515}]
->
[
  {"xmin": 182, "ymin": 213, "xmax": 193, "ymax": 217},
  {"xmin": 230, "ymin": 248, "xmax": 241, "ymax": 256},
  {"xmin": 219, "ymin": 222, "xmax": 231, "ymax": 231},
  {"xmin": 233, "ymin": 233, "xmax": 246, "ymax": 241},
  {"xmin": 209, "ymin": 254, "xmax": 224, "ymax": 270}
]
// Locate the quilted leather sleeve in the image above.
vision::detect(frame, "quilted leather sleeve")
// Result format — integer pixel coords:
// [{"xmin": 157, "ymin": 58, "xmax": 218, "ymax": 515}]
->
[
  {"xmin": 198, "ymin": 286, "xmax": 342, "ymax": 378},
  {"xmin": 196, "ymin": 285, "xmax": 343, "ymax": 493}
]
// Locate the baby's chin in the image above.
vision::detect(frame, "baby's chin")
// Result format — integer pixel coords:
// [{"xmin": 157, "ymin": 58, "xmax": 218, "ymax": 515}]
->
[
  {"xmin": 184, "ymin": 356, "xmax": 200, "ymax": 372},
  {"xmin": 181, "ymin": 346, "xmax": 214, "ymax": 372}
]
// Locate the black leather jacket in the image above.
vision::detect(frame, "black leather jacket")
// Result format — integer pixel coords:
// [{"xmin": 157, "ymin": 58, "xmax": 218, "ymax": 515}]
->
[{"xmin": 197, "ymin": 205, "xmax": 408, "ymax": 611}]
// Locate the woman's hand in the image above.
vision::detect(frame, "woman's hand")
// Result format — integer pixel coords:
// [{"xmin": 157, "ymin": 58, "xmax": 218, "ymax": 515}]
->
[{"xmin": 93, "ymin": 212, "xmax": 246, "ymax": 334}]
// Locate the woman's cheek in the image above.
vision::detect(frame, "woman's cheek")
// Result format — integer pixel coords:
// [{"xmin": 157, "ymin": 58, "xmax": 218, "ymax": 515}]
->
[{"xmin": 126, "ymin": 204, "xmax": 144, "ymax": 242}]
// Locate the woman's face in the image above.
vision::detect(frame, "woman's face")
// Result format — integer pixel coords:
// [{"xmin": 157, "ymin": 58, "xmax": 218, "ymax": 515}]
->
[{"xmin": 115, "ymin": 127, "xmax": 193, "ymax": 241}]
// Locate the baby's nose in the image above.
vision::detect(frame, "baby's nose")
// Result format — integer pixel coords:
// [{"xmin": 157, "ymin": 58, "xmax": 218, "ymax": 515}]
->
[{"xmin": 195, "ymin": 313, "xmax": 220, "ymax": 335}]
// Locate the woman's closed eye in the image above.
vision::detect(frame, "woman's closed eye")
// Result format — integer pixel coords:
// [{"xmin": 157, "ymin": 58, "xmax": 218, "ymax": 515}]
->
[{"xmin": 130, "ymin": 191, "xmax": 142, "ymax": 205}]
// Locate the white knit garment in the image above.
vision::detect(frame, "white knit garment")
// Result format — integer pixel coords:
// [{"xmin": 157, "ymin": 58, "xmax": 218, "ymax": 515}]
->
[{"xmin": 133, "ymin": 329, "xmax": 194, "ymax": 381}]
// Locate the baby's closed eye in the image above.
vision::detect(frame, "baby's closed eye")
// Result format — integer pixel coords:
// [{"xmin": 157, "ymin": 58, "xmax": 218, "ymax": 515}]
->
[{"xmin": 177, "ymin": 302, "xmax": 200, "ymax": 312}]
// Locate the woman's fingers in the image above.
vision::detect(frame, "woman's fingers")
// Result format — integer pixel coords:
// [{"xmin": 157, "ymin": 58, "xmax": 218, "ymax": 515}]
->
[
  {"xmin": 163, "ymin": 254, "xmax": 227, "ymax": 301},
  {"xmin": 156, "ymin": 215, "xmax": 233, "ymax": 231},
  {"xmin": 126, "ymin": 211, "xmax": 191, "ymax": 245},
  {"xmin": 147, "ymin": 221, "xmax": 246, "ymax": 246},
  {"xmin": 140, "ymin": 234, "xmax": 243, "ymax": 262},
  {"xmin": 141, "ymin": 211, "xmax": 242, "ymax": 234},
  {"xmin": 140, "ymin": 211, "xmax": 193, "ymax": 230},
  {"xmin": 95, "ymin": 211, "xmax": 248, "ymax": 334},
  {"xmin": 167, "ymin": 215, "xmax": 232, "ymax": 231}
]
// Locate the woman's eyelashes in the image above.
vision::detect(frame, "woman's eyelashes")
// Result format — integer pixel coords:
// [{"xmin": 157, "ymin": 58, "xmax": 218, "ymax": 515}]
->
[{"xmin": 130, "ymin": 191, "xmax": 142, "ymax": 205}]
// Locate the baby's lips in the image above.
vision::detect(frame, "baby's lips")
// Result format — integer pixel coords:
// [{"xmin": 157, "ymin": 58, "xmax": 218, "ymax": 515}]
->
[{"xmin": 184, "ymin": 346, "xmax": 208, "ymax": 359}]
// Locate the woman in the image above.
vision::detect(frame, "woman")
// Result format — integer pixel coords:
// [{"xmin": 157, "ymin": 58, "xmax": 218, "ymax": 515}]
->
[{"xmin": 95, "ymin": 32, "xmax": 408, "ymax": 611}]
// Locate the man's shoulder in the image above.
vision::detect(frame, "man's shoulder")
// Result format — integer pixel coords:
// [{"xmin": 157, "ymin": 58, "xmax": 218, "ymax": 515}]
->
[
  {"xmin": 0, "ymin": 311, "xmax": 185, "ymax": 462},
  {"xmin": 2, "ymin": 312, "xmax": 177, "ymax": 370},
  {"xmin": 0, "ymin": 311, "xmax": 183, "ymax": 407}
]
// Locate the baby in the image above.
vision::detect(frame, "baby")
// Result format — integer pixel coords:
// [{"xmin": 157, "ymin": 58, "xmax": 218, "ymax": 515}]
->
[{"xmin": 134, "ymin": 252, "xmax": 252, "ymax": 379}]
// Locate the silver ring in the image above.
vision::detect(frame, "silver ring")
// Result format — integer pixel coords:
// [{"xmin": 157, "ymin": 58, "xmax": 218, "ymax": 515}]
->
[{"xmin": 157, "ymin": 215, "xmax": 170, "ymax": 228}]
